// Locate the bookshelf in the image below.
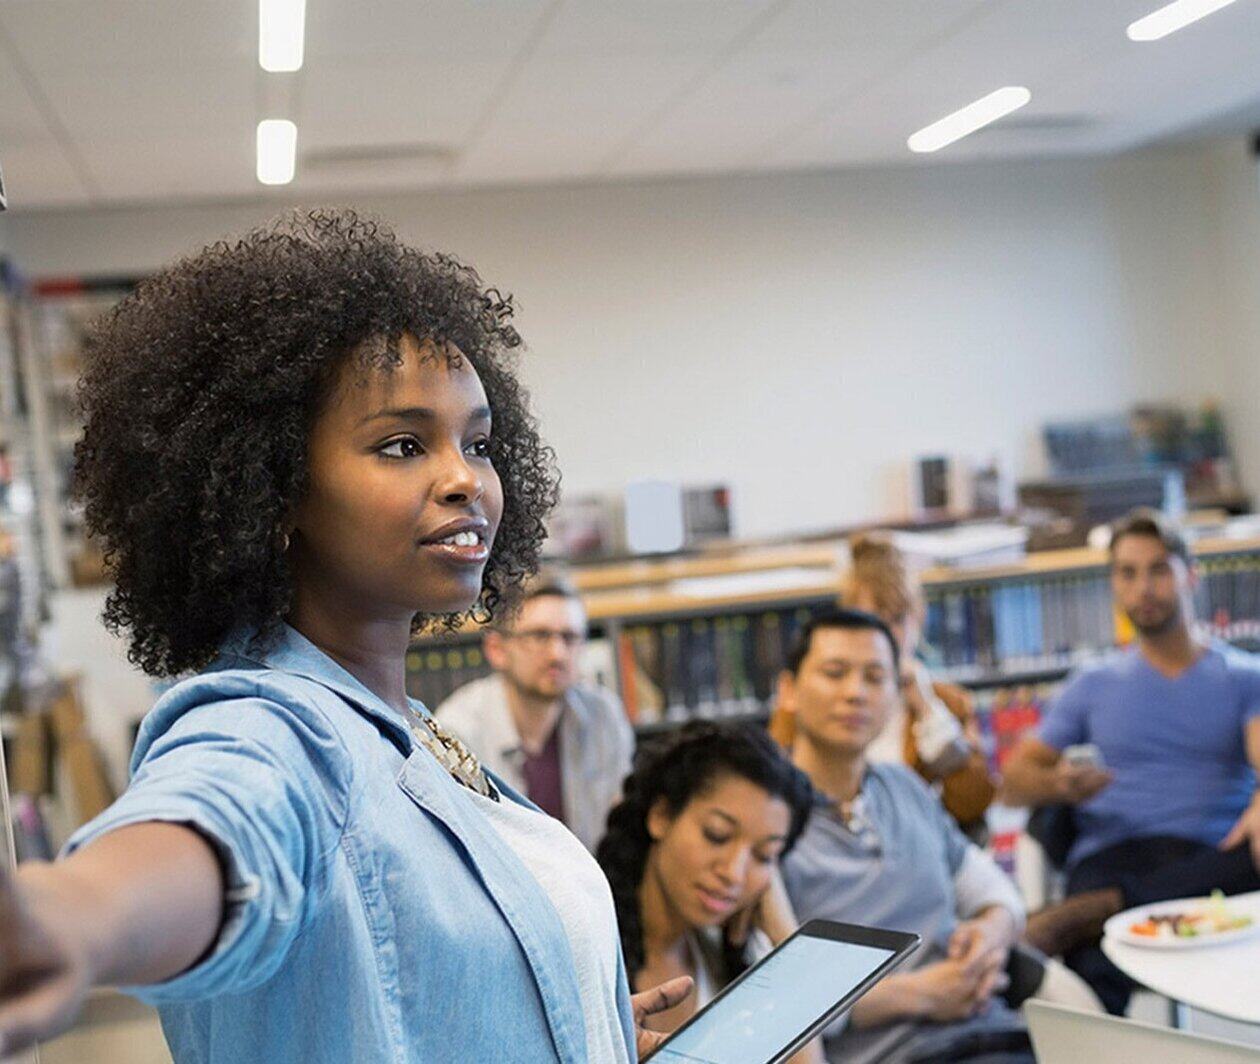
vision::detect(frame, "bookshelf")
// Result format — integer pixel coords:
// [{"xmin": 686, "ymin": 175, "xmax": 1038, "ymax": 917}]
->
[
  {"xmin": 411, "ymin": 533, "xmax": 1260, "ymax": 739},
  {"xmin": 920, "ymin": 534, "xmax": 1260, "ymax": 688},
  {"xmin": 10, "ymin": 279, "xmax": 139, "ymax": 588}
]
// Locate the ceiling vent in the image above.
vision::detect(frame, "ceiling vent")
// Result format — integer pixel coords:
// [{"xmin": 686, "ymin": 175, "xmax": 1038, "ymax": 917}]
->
[{"xmin": 973, "ymin": 114, "xmax": 1098, "ymax": 136}]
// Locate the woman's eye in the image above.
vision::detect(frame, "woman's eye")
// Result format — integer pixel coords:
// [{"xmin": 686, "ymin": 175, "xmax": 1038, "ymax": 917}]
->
[
  {"xmin": 466, "ymin": 438, "xmax": 492, "ymax": 459},
  {"xmin": 378, "ymin": 437, "xmax": 423, "ymax": 459},
  {"xmin": 702, "ymin": 829, "xmax": 731, "ymax": 846}
]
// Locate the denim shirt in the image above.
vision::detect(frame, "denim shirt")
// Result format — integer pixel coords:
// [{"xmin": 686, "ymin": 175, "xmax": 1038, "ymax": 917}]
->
[{"xmin": 65, "ymin": 625, "xmax": 637, "ymax": 1063}]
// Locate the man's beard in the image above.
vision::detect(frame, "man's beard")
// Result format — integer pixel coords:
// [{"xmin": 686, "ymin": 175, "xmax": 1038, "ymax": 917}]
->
[
  {"xmin": 506, "ymin": 671, "xmax": 569, "ymax": 702},
  {"xmin": 1128, "ymin": 601, "xmax": 1181, "ymax": 638}
]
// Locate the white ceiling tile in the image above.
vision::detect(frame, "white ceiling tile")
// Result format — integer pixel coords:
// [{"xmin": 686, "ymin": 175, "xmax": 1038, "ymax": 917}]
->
[
  {"xmin": 751, "ymin": 0, "xmax": 991, "ymax": 49},
  {"xmin": 3, "ymin": 0, "xmax": 1260, "ymax": 210},
  {"xmin": 75, "ymin": 126, "xmax": 255, "ymax": 205},
  {"xmin": 457, "ymin": 54, "xmax": 707, "ymax": 177},
  {"xmin": 39, "ymin": 62, "xmax": 255, "ymax": 141},
  {"xmin": 306, "ymin": 0, "xmax": 552, "ymax": 62},
  {"xmin": 0, "ymin": 45, "xmax": 55, "ymax": 144},
  {"xmin": 0, "ymin": 0, "xmax": 255, "ymax": 74},
  {"xmin": 534, "ymin": 1, "xmax": 778, "ymax": 59},
  {"xmin": 300, "ymin": 57, "xmax": 509, "ymax": 148}
]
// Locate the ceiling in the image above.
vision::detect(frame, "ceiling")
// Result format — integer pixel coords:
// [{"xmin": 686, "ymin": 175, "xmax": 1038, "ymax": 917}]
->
[{"xmin": 2, "ymin": 0, "xmax": 1260, "ymax": 212}]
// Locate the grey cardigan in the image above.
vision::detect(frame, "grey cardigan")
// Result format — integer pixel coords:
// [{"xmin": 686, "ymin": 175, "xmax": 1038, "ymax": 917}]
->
[{"xmin": 435, "ymin": 673, "xmax": 635, "ymax": 852}]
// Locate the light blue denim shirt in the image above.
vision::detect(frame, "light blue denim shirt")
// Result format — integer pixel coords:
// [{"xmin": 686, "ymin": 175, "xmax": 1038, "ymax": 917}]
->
[{"xmin": 65, "ymin": 624, "xmax": 637, "ymax": 1063}]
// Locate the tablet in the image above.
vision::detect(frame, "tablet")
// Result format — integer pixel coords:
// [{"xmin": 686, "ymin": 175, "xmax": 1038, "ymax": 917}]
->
[{"xmin": 649, "ymin": 920, "xmax": 920, "ymax": 1064}]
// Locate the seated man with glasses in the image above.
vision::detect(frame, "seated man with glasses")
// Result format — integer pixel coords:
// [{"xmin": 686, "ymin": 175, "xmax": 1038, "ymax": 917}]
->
[{"xmin": 437, "ymin": 573, "xmax": 634, "ymax": 851}]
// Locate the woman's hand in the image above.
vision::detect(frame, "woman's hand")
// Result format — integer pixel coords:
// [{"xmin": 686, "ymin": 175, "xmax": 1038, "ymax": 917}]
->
[
  {"xmin": 632, "ymin": 976, "xmax": 694, "ymax": 1060},
  {"xmin": 900, "ymin": 663, "xmax": 933, "ymax": 723},
  {"xmin": 947, "ymin": 907, "xmax": 1016, "ymax": 973},
  {"xmin": 0, "ymin": 869, "xmax": 93, "ymax": 1055},
  {"xmin": 727, "ymin": 865, "xmax": 798, "ymax": 950}
]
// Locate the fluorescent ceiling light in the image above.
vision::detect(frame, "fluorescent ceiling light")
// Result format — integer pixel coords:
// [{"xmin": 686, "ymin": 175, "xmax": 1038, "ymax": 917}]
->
[
  {"xmin": 259, "ymin": 0, "xmax": 306, "ymax": 72},
  {"xmin": 257, "ymin": 119, "xmax": 297, "ymax": 185},
  {"xmin": 1127, "ymin": 0, "xmax": 1239, "ymax": 41},
  {"xmin": 907, "ymin": 87, "xmax": 1032, "ymax": 154}
]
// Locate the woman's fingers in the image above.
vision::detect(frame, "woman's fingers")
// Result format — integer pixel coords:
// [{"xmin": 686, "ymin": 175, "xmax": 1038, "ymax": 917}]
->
[
  {"xmin": 0, "ymin": 969, "xmax": 86, "ymax": 1054},
  {"xmin": 632, "ymin": 975, "xmax": 694, "ymax": 1020}
]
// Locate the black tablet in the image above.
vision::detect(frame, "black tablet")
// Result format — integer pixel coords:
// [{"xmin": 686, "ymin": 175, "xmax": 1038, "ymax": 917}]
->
[{"xmin": 649, "ymin": 919, "xmax": 920, "ymax": 1064}]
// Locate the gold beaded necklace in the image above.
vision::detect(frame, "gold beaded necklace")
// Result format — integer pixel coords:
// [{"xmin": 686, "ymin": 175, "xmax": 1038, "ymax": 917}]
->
[{"xmin": 404, "ymin": 704, "xmax": 499, "ymax": 801}]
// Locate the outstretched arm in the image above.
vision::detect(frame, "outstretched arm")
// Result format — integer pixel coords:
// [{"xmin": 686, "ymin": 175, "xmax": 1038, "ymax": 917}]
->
[{"xmin": 0, "ymin": 822, "xmax": 223, "ymax": 1053}]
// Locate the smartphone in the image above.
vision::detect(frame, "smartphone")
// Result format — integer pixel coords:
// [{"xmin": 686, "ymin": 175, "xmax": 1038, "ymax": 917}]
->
[
  {"xmin": 1063, "ymin": 743, "xmax": 1105, "ymax": 770},
  {"xmin": 648, "ymin": 920, "xmax": 920, "ymax": 1064}
]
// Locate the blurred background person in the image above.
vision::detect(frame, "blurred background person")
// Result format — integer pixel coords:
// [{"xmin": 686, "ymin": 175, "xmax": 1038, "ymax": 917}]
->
[
  {"xmin": 778, "ymin": 609, "xmax": 1033, "ymax": 1064},
  {"xmin": 439, "ymin": 573, "xmax": 634, "ymax": 851},
  {"xmin": 1005, "ymin": 509, "xmax": 1260, "ymax": 1014},
  {"xmin": 596, "ymin": 720, "xmax": 822, "ymax": 1063},
  {"xmin": 773, "ymin": 533, "xmax": 995, "ymax": 838}
]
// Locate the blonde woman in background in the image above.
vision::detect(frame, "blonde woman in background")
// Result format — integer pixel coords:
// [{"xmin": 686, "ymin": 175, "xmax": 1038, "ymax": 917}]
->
[{"xmin": 772, "ymin": 533, "xmax": 996, "ymax": 838}]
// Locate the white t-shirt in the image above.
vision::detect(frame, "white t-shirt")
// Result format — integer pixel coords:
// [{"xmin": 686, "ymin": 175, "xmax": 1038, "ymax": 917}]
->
[
  {"xmin": 471, "ymin": 789, "xmax": 632, "ymax": 1064},
  {"xmin": 865, "ymin": 661, "xmax": 964, "ymax": 769}
]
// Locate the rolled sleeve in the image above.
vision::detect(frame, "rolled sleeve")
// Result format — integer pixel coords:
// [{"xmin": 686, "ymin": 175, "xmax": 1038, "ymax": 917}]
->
[
  {"xmin": 952, "ymin": 846, "xmax": 1026, "ymax": 932},
  {"xmin": 63, "ymin": 694, "xmax": 351, "ymax": 1004}
]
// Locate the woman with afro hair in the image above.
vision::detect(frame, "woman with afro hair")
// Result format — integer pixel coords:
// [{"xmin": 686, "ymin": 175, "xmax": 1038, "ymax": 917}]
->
[
  {"xmin": 596, "ymin": 721, "xmax": 823, "ymax": 1063},
  {"xmin": 0, "ymin": 210, "xmax": 689, "ymax": 1062}
]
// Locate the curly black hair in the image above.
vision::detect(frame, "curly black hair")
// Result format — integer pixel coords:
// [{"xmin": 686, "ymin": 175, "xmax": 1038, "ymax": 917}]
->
[
  {"xmin": 74, "ymin": 208, "xmax": 559, "ymax": 677},
  {"xmin": 595, "ymin": 721, "xmax": 815, "ymax": 983}
]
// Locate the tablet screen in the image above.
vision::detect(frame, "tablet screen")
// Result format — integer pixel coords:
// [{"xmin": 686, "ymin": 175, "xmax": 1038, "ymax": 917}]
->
[{"xmin": 650, "ymin": 932, "xmax": 895, "ymax": 1064}]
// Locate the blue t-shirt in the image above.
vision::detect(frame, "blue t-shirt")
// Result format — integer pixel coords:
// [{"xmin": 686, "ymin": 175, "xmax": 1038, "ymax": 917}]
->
[{"xmin": 1037, "ymin": 642, "xmax": 1260, "ymax": 869}]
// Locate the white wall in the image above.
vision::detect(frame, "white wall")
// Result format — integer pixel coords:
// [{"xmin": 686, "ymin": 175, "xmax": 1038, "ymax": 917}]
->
[{"xmin": 0, "ymin": 145, "xmax": 1251, "ymax": 538}]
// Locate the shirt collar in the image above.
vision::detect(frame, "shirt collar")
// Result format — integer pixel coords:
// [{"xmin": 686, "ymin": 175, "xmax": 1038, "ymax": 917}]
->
[
  {"xmin": 218, "ymin": 623, "xmax": 416, "ymax": 752},
  {"xmin": 494, "ymin": 678, "xmax": 585, "ymax": 762}
]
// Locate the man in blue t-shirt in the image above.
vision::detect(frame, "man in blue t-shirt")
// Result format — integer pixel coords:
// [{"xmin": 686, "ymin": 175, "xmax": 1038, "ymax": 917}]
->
[{"xmin": 1005, "ymin": 508, "xmax": 1260, "ymax": 1013}]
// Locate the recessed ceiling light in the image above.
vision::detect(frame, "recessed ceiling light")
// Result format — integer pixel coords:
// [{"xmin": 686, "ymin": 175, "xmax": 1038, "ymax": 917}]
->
[
  {"xmin": 259, "ymin": 0, "xmax": 306, "ymax": 72},
  {"xmin": 1127, "ymin": 0, "xmax": 1240, "ymax": 41},
  {"xmin": 257, "ymin": 120, "xmax": 297, "ymax": 185},
  {"xmin": 907, "ymin": 87, "xmax": 1032, "ymax": 154}
]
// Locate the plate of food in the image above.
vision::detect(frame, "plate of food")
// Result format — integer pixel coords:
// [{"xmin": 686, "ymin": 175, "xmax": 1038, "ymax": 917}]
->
[{"xmin": 1105, "ymin": 891, "xmax": 1259, "ymax": 950}]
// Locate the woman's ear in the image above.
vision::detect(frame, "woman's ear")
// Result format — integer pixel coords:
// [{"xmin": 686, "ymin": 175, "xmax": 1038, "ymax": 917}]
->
[{"xmin": 646, "ymin": 796, "xmax": 674, "ymax": 842}]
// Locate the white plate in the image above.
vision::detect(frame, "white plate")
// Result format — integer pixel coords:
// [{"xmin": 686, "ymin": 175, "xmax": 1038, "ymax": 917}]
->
[{"xmin": 1105, "ymin": 897, "xmax": 1260, "ymax": 950}]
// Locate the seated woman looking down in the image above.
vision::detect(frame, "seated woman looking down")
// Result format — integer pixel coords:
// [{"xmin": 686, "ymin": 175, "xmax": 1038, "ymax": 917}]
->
[
  {"xmin": 0, "ymin": 210, "xmax": 688, "ymax": 1062},
  {"xmin": 597, "ymin": 721, "xmax": 824, "ymax": 1064}
]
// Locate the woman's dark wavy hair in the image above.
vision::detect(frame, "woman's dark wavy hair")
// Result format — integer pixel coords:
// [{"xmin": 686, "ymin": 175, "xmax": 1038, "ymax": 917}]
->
[
  {"xmin": 595, "ymin": 721, "xmax": 815, "ymax": 982},
  {"xmin": 74, "ymin": 208, "xmax": 559, "ymax": 677}
]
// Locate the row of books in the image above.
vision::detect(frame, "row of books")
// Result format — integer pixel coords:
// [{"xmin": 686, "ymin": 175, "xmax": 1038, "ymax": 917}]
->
[
  {"xmin": 974, "ymin": 683, "xmax": 1058, "ymax": 880},
  {"xmin": 615, "ymin": 606, "xmax": 827, "ymax": 726},
  {"xmin": 1198, "ymin": 554, "xmax": 1260, "ymax": 644},
  {"xmin": 923, "ymin": 573, "xmax": 1116, "ymax": 674},
  {"xmin": 972, "ymin": 683, "xmax": 1055, "ymax": 774},
  {"xmin": 403, "ymin": 604, "xmax": 826, "ymax": 725},
  {"xmin": 923, "ymin": 549, "xmax": 1260, "ymax": 675},
  {"xmin": 405, "ymin": 642, "xmax": 492, "ymax": 710}
]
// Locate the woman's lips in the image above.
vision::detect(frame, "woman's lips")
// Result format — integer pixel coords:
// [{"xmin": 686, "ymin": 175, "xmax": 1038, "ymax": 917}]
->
[
  {"xmin": 695, "ymin": 886, "xmax": 738, "ymax": 916},
  {"xmin": 419, "ymin": 540, "xmax": 490, "ymax": 564}
]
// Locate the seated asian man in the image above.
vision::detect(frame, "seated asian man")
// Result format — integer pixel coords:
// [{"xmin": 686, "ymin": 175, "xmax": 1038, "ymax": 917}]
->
[{"xmin": 778, "ymin": 608, "xmax": 1032, "ymax": 1064}]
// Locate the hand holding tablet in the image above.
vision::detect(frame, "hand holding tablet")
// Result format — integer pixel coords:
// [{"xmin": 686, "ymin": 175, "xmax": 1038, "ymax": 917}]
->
[{"xmin": 649, "ymin": 920, "xmax": 920, "ymax": 1064}]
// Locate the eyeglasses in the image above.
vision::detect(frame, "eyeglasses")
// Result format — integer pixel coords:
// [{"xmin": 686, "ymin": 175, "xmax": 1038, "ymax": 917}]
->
[{"xmin": 506, "ymin": 629, "xmax": 586, "ymax": 650}]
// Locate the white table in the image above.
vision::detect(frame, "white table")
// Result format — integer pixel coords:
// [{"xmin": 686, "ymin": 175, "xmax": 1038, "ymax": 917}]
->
[{"xmin": 1102, "ymin": 890, "xmax": 1260, "ymax": 1026}]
